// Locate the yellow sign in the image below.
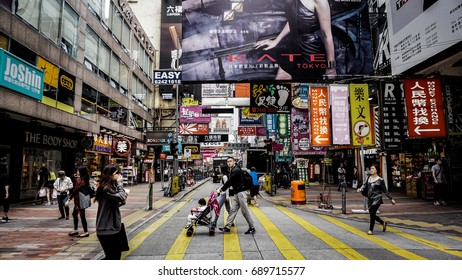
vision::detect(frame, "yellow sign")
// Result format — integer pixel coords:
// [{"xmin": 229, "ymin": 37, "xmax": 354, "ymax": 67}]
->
[
  {"xmin": 37, "ymin": 56, "xmax": 59, "ymax": 88},
  {"xmin": 349, "ymin": 84, "xmax": 372, "ymax": 146},
  {"xmin": 182, "ymin": 97, "xmax": 199, "ymax": 106}
]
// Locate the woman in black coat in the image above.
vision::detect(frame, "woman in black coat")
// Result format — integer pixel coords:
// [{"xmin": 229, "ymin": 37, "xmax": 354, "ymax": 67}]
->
[{"xmin": 358, "ymin": 164, "xmax": 396, "ymax": 235}]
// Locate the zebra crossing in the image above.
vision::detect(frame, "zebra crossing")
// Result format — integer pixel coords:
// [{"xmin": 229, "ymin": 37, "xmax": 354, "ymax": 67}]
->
[{"xmin": 121, "ymin": 189, "xmax": 462, "ymax": 260}]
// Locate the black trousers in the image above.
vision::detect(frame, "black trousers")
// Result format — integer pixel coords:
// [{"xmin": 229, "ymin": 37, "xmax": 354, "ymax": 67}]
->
[
  {"xmin": 369, "ymin": 204, "xmax": 384, "ymax": 231},
  {"xmin": 97, "ymin": 233, "xmax": 123, "ymax": 260}
]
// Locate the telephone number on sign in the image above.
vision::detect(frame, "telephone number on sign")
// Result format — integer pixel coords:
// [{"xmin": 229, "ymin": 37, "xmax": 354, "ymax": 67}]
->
[{"xmin": 154, "ymin": 80, "xmax": 181, "ymax": 85}]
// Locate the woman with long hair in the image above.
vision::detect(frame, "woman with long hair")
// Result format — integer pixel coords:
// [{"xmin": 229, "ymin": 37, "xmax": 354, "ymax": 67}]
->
[
  {"xmin": 67, "ymin": 167, "xmax": 93, "ymax": 237},
  {"xmin": 357, "ymin": 164, "xmax": 396, "ymax": 235},
  {"xmin": 94, "ymin": 164, "xmax": 129, "ymax": 260}
]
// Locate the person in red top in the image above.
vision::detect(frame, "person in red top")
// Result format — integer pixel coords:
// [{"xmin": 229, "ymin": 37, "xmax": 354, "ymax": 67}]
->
[{"xmin": 66, "ymin": 167, "xmax": 94, "ymax": 238}]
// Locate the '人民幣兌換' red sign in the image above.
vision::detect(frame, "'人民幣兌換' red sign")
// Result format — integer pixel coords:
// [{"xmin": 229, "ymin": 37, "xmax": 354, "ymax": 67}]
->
[{"xmin": 404, "ymin": 79, "xmax": 446, "ymax": 138}]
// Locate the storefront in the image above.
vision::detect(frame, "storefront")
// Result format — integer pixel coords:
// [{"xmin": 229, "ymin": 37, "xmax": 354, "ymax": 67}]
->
[
  {"xmin": 0, "ymin": 118, "xmax": 82, "ymax": 201},
  {"xmin": 83, "ymin": 133, "xmax": 112, "ymax": 181}
]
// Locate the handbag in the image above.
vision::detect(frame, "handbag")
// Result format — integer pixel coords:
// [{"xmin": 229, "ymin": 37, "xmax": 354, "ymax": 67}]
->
[
  {"xmin": 78, "ymin": 191, "xmax": 91, "ymax": 209},
  {"xmin": 39, "ymin": 187, "xmax": 47, "ymax": 197},
  {"xmin": 360, "ymin": 176, "xmax": 371, "ymax": 197},
  {"xmin": 118, "ymin": 223, "xmax": 130, "ymax": 251}
]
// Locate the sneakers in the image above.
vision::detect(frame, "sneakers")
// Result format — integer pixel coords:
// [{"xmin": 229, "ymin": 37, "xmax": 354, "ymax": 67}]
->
[
  {"xmin": 78, "ymin": 232, "xmax": 89, "ymax": 238},
  {"xmin": 44, "ymin": 202, "xmax": 51, "ymax": 206},
  {"xmin": 434, "ymin": 201, "xmax": 440, "ymax": 206},
  {"xmin": 218, "ymin": 227, "xmax": 230, "ymax": 233},
  {"xmin": 245, "ymin": 227, "xmax": 256, "ymax": 235},
  {"xmin": 1, "ymin": 217, "xmax": 9, "ymax": 223},
  {"xmin": 367, "ymin": 230, "xmax": 373, "ymax": 235}
]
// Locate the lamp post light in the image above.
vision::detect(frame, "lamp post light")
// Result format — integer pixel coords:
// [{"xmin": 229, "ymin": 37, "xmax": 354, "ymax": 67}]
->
[{"xmin": 169, "ymin": 26, "xmax": 181, "ymax": 178}]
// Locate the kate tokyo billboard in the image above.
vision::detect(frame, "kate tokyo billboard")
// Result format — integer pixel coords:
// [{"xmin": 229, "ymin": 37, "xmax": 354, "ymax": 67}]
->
[{"xmin": 181, "ymin": 0, "xmax": 373, "ymax": 82}]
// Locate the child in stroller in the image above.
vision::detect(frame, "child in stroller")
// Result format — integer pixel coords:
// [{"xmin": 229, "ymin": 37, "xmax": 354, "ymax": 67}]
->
[{"xmin": 185, "ymin": 191, "xmax": 219, "ymax": 236}]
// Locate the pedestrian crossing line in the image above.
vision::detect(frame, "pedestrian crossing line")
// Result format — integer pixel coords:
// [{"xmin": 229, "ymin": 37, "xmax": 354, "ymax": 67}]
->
[
  {"xmin": 448, "ymin": 235, "xmax": 462, "ymax": 242},
  {"xmin": 276, "ymin": 206, "xmax": 367, "ymax": 260},
  {"xmin": 165, "ymin": 228, "xmax": 195, "ymax": 260},
  {"xmin": 319, "ymin": 215, "xmax": 427, "ymax": 260},
  {"xmin": 251, "ymin": 206, "xmax": 305, "ymax": 260},
  {"xmin": 387, "ymin": 227, "xmax": 462, "ymax": 258},
  {"xmin": 121, "ymin": 193, "xmax": 195, "ymax": 260},
  {"xmin": 223, "ymin": 212, "xmax": 243, "ymax": 260}
]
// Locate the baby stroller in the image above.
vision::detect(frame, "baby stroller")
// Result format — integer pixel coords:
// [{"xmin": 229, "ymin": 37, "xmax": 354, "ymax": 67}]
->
[{"xmin": 185, "ymin": 191, "xmax": 219, "ymax": 237}]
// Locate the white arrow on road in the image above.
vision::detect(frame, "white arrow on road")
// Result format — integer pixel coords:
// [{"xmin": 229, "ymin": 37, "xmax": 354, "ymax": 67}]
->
[
  {"xmin": 414, "ymin": 126, "xmax": 440, "ymax": 135},
  {"xmin": 314, "ymin": 135, "xmax": 328, "ymax": 144}
]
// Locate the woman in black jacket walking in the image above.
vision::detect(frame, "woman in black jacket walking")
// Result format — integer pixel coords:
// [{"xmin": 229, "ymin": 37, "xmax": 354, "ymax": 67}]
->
[{"xmin": 357, "ymin": 164, "xmax": 396, "ymax": 235}]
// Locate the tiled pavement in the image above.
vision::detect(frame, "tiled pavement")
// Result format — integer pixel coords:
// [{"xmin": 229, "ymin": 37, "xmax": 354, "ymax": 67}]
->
[{"xmin": 1, "ymin": 178, "xmax": 461, "ymax": 260}]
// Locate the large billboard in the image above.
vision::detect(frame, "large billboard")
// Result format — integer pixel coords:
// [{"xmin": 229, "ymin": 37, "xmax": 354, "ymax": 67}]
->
[
  {"xmin": 182, "ymin": 0, "xmax": 373, "ymax": 82},
  {"xmin": 387, "ymin": 0, "xmax": 462, "ymax": 75}
]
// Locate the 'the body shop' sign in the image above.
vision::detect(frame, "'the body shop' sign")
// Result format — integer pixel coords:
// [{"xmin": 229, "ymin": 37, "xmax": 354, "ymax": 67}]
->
[{"xmin": 0, "ymin": 49, "xmax": 44, "ymax": 100}]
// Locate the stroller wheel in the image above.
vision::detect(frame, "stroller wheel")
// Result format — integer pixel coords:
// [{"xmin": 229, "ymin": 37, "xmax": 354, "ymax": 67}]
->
[{"xmin": 186, "ymin": 227, "xmax": 194, "ymax": 237}]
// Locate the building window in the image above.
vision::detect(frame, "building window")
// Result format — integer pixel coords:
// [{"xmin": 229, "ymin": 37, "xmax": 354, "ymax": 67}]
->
[
  {"xmin": 61, "ymin": 3, "xmax": 79, "ymax": 58},
  {"xmin": 122, "ymin": 22, "xmax": 130, "ymax": 50},
  {"xmin": 40, "ymin": 0, "xmax": 62, "ymax": 44},
  {"xmin": 15, "ymin": 0, "xmax": 40, "ymax": 29},
  {"xmin": 112, "ymin": 10, "xmax": 123, "ymax": 43},
  {"xmin": 88, "ymin": 0, "xmax": 102, "ymax": 20},
  {"xmin": 81, "ymin": 83, "xmax": 98, "ymax": 114},
  {"xmin": 98, "ymin": 42, "xmax": 110, "ymax": 79},
  {"xmin": 84, "ymin": 26, "xmax": 99, "ymax": 72}
]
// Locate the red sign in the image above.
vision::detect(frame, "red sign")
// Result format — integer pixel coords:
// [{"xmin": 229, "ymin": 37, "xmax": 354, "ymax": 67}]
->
[
  {"xmin": 404, "ymin": 79, "xmax": 446, "ymax": 138},
  {"xmin": 179, "ymin": 123, "xmax": 209, "ymax": 135},
  {"xmin": 238, "ymin": 126, "xmax": 256, "ymax": 136},
  {"xmin": 310, "ymin": 87, "xmax": 331, "ymax": 146},
  {"xmin": 159, "ymin": 152, "xmax": 167, "ymax": 160}
]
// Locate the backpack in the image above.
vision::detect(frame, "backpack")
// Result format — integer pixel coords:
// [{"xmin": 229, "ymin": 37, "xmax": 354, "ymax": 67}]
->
[{"xmin": 239, "ymin": 168, "xmax": 253, "ymax": 192}]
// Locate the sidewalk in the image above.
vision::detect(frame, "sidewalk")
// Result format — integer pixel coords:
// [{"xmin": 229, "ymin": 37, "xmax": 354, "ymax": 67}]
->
[{"xmin": 0, "ymin": 178, "xmax": 460, "ymax": 260}]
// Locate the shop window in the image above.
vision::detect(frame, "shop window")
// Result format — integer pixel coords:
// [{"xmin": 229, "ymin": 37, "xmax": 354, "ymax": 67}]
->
[
  {"xmin": 56, "ymin": 87, "xmax": 74, "ymax": 112},
  {"xmin": 61, "ymin": 3, "xmax": 79, "ymax": 58},
  {"xmin": 97, "ymin": 94, "xmax": 110, "ymax": 116},
  {"xmin": 0, "ymin": 32, "xmax": 8, "ymax": 50},
  {"xmin": 40, "ymin": 0, "xmax": 62, "ymax": 44},
  {"xmin": 81, "ymin": 83, "xmax": 98, "ymax": 114},
  {"xmin": 22, "ymin": 148, "xmax": 62, "ymax": 191},
  {"xmin": 15, "ymin": 0, "xmax": 40, "ymax": 29}
]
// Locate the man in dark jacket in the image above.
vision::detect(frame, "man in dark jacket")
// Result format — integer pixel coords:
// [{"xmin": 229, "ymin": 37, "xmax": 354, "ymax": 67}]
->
[{"xmin": 217, "ymin": 157, "xmax": 255, "ymax": 234}]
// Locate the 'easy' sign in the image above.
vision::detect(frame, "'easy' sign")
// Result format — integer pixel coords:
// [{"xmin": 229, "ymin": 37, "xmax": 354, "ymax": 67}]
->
[{"xmin": 0, "ymin": 49, "xmax": 44, "ymax": 100}]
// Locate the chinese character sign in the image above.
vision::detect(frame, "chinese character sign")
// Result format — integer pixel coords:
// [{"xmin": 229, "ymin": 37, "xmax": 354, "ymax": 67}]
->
[
  {"xmin": 349, "ymin": 84, "xmax": 372, "ymax": 146},
  {"xmin": 404, "ymin": 79, "xmax": 446, "ymax": 138},
  {"xmin": 250, "ymin": 83, "xmax": 291, "ymax": 114},
  {"xmin": 330, "ymin": 84, "xmax": 351, "ymax": 145},
  {"xmin": 310, "ymin": 86, "xmax": 330, "ymax": 146}
]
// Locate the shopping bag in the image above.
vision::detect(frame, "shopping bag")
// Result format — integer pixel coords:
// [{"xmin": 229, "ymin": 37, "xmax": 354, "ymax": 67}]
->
[
  {"xmin": 39, "ymin": 187, "xmax": 47, "ymax": 197},
  {"xmin": 352, "ymin": 180, "xmax": 358, "ymax": 189}
]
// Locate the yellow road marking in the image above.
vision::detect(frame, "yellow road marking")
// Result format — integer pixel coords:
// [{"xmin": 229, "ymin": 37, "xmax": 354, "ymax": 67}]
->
[
  {"xmin": 121, "ymin": 193, "xmax": 195, "ymax": 260},
  {"xmin": 387, "ymin": 227, "xmax": 462, "ymax": 258},
  {"xmin": 251, "ymin": 206, "xmax": 305, "ymax": 260},
  {"xmin": 276, "ymin": 206, "xmax": 367, "ymax": 260},
  {"xmin": 223, "ymin": 212, "xmax": 242, "ymax": 260},
  {"xmin": 165, "ymin": 228, "xmax": 194, "ymax": 260},
  {"xmin": 448, "ymin": 235, "xmax": 462, "ymax": 242},
  {"xmin": 320, "ymin": 215, "xmax": 427, "ymax": 260}
]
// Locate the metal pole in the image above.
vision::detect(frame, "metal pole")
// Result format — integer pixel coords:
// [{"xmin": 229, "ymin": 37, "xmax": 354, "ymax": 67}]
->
[
  {"xmin": 146, "ymin": 165, "xmax": 153, "ymax": 210},
  {"xmin": 361, "ymin": 142, "xmax": 367, "ymax": 211}
]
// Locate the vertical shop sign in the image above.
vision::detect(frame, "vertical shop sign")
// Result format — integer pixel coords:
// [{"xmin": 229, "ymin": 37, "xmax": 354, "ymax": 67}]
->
[
  {"xmin": 310, "ymin": 86, "xmax": 330, "ymax": 146},
  {"xmin": 278, "ymin": 114, "xmax": 289, "ymax": 138},
  {"xmin": 330, "ymin": 85, "xmax": 351, "ymax": 145},
  {"xmin": 291, "ymin": 106, "xmax": 311, "ymax": 155},
  {"xmin": 404, "ymin": 79, "xmax": 446, "ymax": 138},
  {"xmin": 349, "ymin": 84, "xmax": 372, "ymax": 146},
  {"xmin": 380, "ymin": 81, "xmax": 405, "ymax": 149}
]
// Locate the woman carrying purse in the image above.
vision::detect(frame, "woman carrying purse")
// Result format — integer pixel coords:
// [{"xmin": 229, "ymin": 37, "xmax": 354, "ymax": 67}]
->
[
  {"xmin": 357, "ymin": 164, "xmax": 396, "ymax": 235},
  {"xmin": 66, "ymin": 167, "xmax": 93, "ymax": 238}
]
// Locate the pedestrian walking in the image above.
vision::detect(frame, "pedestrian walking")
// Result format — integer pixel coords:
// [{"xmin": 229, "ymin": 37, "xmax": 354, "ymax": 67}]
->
[
  {"xmin": 209, "ymin": 166, "xmax": 232, "ymax": 235},
  {"xmin": 249, "ymin": 167, "xmax": 260, "ymax": 207},
  {"xmin": 217, "ymin": 157, "xmax": 256, "ymax": 235},
  {"xmin": 67, "ymin": 167, "xmax": 94, "ymax": 237},
  {"xmin": 431, "ymin": 157, "xmax": 447, "ymax": 206},
  {"xmin": 357, "ymin": 164, "xmax": 396, "ymax": 235},
  {"xmin": 53, "ymin": 170, "xmax": 73, "ymax": 220},
  {"xmin": 1, "ymin": 164, "xmax": 10, "ymax": 223},
  {"xmin": 95, "ymin": 164, "xmax": 129, "ymax": 260}
]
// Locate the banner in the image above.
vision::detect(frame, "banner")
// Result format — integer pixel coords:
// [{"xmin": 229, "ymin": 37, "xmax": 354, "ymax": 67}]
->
[
  {"xmin": 349, "ymin": 84, "xmax": 372, "ymax": 146},
  {"xmin": 310, "ymin": 86, "xmax": 330, "ymax": 146},
  {"xmin": 250, "ymin": 83, "xmax": 291, "ymax": 114},
  {"xmin": 379, "ymin": 81, "xmax": 405, "ymax": 149},
  {"xmin": 179, "ymin": 106, "xmax": 211, "ymax": 123},
  {"xmin": 179, "ymin": 123, "xmax": 209, "ymax": 135},
  {"xmin": 404, "ymin": 79, "xmax": 446, "ymax": 138},
  {"xmin": 182, "ymin": 0, "xmax": 373, "ymax": 81},
  {"xmin": 330, "ymin": 84, "xmax": 351, "ymax": 145}
]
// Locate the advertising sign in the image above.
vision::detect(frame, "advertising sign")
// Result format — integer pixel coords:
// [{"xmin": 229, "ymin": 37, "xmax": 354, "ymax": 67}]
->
[
  {"xmin": 310, "ymin": 86, "xmax": 330, "ymax": 146},
  {"xmin": 0, "ymin": 49, "xmax": 44, "ymax": 100},
  {"xmin": 179, "ymin": 106, "xmax": 211, "ymax": 123},
  {"xmin": 146, "ymin": 131, "xmax": 174, "ymax": 145},
  {"xmin": 179, "ymin": 123, "xmax": 209, "ymax": 135},
  {"xmin": 239, "ymin": 108, "xmax": 263, "ymax": 125},
  {"xmin": 182, "ymin": 143, "xmax": 200, "ymax": 160},
  {"xmin": 153, "ymin": 70, "xmax": 181, "ymax": 85},
  {"xmin": 330, "ymin": 84, "xmax": 351, "ymax": 145},
  {"xmin": 291, "ymin": 105, "xmax": 311, "ymax": 155},
  {"xmin": 349, "ymin": 84, "xmax": 372, "ymax": 146},
  {"xmin": 210, "ymin": 117, "xmax": 231, "ymax": 134},
  {"xmin": 250, "ymin": 83, "xmax": 291, "ymax": 114},
  {"xmin": 113, "ymin": 138, "xmax": 131, "ymax": 157},
  {"xmin": 379, "ymin": 81, "xmax": 405, "ymax": 149},
  {"xmin": 197, "ymin": 134, "xmax": 228, "ymax": 143},
  {"xmin": 387, "ymin": 0, "xmax": 462, "ymax": 75},
  {"xmin": 182, "ymin": 0, "xmax": 373, "ymax": 81},
  {"xmin": 201, "ymin": 84, "xmax": 230, "ymax": 98},
  {"xmin": 238, "ymin": 126, "xmax": 256, "ymax": 136},
  {"xmin": 404, "ymin": 78, "xmax": 446, "ymax": 138}
]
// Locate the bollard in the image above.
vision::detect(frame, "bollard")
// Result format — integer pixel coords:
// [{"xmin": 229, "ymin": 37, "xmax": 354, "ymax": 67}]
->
[
  {"xmin": 146, "ymin": 182, "xmax": 153, "ymax": 210},
  {"xmin": 341, "ymin": 181, "xmax": 346, "ymax": 214}
]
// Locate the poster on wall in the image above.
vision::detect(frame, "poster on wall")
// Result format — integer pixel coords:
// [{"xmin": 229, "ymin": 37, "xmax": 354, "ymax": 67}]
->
[
  {"xmin": 387, "ymin": 0, "xmax": 462, "ymax": 75},
  {"xmin": 182, "ymin": 0, "xmax": 373, "ymax": 81}
]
